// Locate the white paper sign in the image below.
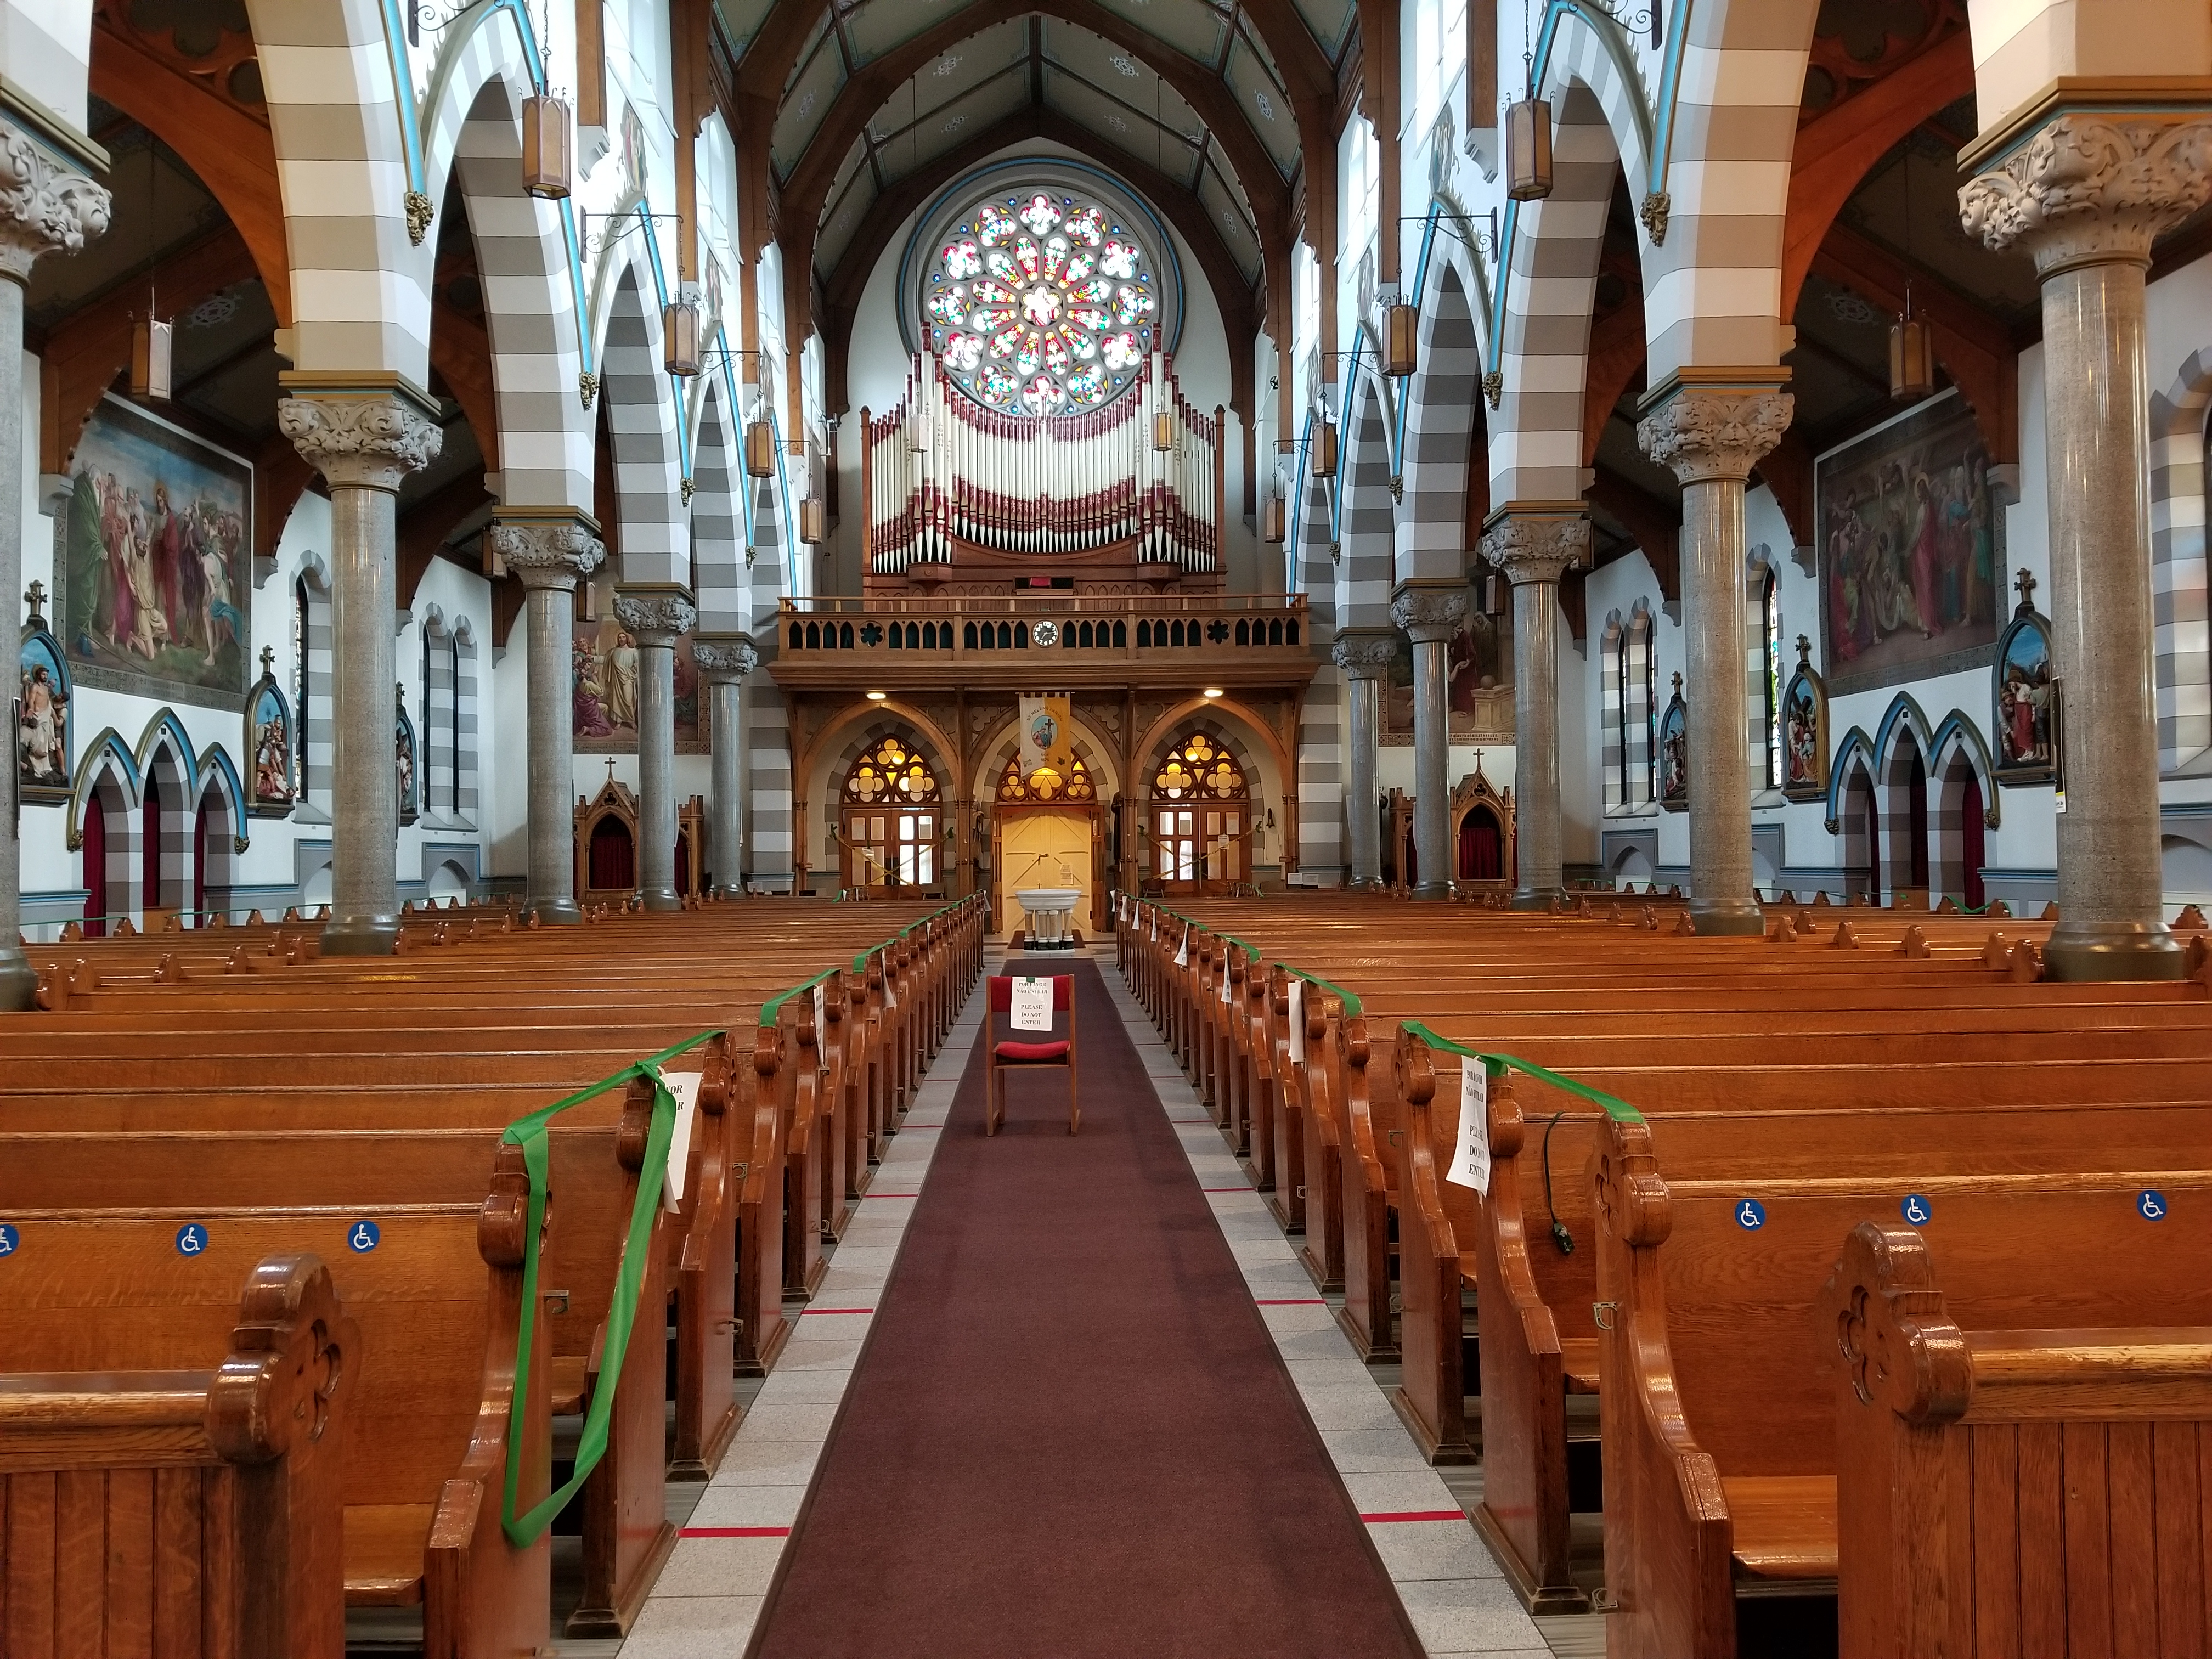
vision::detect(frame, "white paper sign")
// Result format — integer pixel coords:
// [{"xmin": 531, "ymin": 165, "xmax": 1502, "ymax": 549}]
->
[
  {"xmin": 881, "ymin": 950, "xmax": 896, "ymax": 1009},
  {"xmin": 1286, "ymin": 977, "xmax": 1306, "ymax": 1063},
  {"xmin": 1009, "ymin": 975, "xmax": 1054, "ymax": 1032},
  {"xmin": 813, "ymin": 982, "xmax": 829, "ymax": 1068},
  {"xmin": 661, "ymin": 1070, "xmax": 702, "ymax": 1212},
  {"xmin": 1446, "ymin": 1062, "xmax": 1491, "ymax": 1193},
  {"xmin": 1175, "ymin": 926, "xmax": 1189, "ymax": 968},
  {"xmin": 1150, "ymin": 910, "xmax": 1158, "ymax": 940},
  {"xmin": 1220, "ymin": 957, "xmax": 1233, "ymax": 1004}
]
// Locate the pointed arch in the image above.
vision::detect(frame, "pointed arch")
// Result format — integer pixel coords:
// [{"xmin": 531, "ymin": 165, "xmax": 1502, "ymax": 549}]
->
[
  {"xmin": 1826, "ymin": 726, "xmax": 1880, "ymax": 900},
  {"xmin": 598, "ymin": 247, "xmax": 689, "ymax": 586},
  {"xmin": 194, "ymin": 745, "xmax": 248, "ymax": 921},
  {"xmin": 1397, "ymin": 248, "xmax": 1486, "ymax": 585},
  {"xmin": 1338, "ymin": 370, "xmax": 1396, "ymax": 633},
  {"xmin": 692, "ymin": 375, "xmax": 747, "ymax": 634},
  {"xmin": 70, "ymin": 729, "xmax": 142, "ymax": 934},
  {"xmin": 2149, "ymin": 346, "xmax": 2212, "ymax": 771}
]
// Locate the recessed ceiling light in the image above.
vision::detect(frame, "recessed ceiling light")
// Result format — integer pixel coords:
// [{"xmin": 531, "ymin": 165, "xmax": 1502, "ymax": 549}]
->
[
  {"xmin": 1203, "ymin": 687, "xmax": 1224, "ymax": 698},
  {"xmin": 866, "ymin": 690, "xmax": 888, "ymax": 701}
]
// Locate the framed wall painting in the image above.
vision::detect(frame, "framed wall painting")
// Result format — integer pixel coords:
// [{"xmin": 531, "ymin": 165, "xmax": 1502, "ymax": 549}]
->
[
  {"xmin": 244, "ymin": 645, "xmax": 294, "ymax": 817},
  {"xmin": 57, "ymin": 393, "xmax": 252, "ymax": 709},
  {"xmin": 1815, "ymin": 388, "xmax": 2004, "ymax": 698},
  {"xmin": 1993, "ymin": 568, "xmax": 2056, "ymax": 786},
  {"xmin": 19, "ymin": 582, "xmax": 72, "ymax": 806},
  {"xmin": 1658, "ymin": 672, "xmax": 1688, "ymax": 812},
  {"xmin": 574, "ymin": 620, "xmax": 705, "ymax": 754},
  {"xmin": 1780, "ymin": 634, "xmax": 1829, "ymax": 803}
]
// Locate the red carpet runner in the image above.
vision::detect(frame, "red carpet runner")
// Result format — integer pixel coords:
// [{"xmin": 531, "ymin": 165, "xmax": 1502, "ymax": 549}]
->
[{"xmin": 748, "ymin": 955, "xmax": 1423, "ymax": 1658}]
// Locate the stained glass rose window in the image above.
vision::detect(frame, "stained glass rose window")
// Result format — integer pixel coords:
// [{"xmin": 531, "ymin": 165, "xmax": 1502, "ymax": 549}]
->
[{"xmin": 925, "ymin": 190, "xmax": 1161, "ymax": 417}]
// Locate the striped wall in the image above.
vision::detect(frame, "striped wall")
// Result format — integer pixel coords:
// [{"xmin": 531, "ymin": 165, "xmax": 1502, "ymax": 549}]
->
[
  {"xmin": 1397, "ymin": 255, "xmax": 1483, "ymax": 584},
  {"xmin": 421, "ymin": 617, "xmax": 456, "ymax": 823},
  {"xmin": 297, "ymin": 561, "xmax": 335, "ymax": 825},
  {"xmin": 1295, "ymin": 472, "xmax": 1345, "ymax": 884},
  {"xmin": 692, "ymin": 382, "xmax": 748, "ymax": 634},
  {"xmin": 746, "ymin": 678, "xmax": 794, "ymax": 889},
  {"xmin": 1338, "ymin": 375, "xmax": 1396, "ymax": 629},
  {"xmin": 601, "ymin": 257, "xmax": 689, "ymax": 586},
  {"xmin": 2149, "ymin": 348, "xmax": 2212, "ymax": 771}
]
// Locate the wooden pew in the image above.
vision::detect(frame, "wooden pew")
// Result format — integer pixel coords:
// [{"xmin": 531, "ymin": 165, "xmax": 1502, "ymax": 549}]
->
[{"xmin": 0, "ymin": 1254, "xmax": 357, "ymax": 1658}]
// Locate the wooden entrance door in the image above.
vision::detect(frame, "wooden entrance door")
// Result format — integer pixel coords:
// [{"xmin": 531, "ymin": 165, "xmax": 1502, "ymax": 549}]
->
[{"xmin": 1149, "ymin": 732, "xmax": 1250, "ymax": 896}]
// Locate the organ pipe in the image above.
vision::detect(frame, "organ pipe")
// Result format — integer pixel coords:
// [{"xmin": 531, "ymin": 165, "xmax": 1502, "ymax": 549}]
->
[{"xmin": 865, "ymin": 352, "xmax": 1222, "ymax": 575}]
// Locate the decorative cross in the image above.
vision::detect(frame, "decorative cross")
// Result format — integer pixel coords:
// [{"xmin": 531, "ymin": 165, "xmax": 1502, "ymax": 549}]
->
[
  {"xmin": 23, "ymin": 581, "xmax": 43, "ymax": 623},
  {"xmin": 1672, "ymin": 670, "xmax": 1683, "ymax": 696},
  {"xmin": 261, "ymin": 644, "xmax": 276, "ymax": 675},
  {"xmin": 2013, "ymin": 567, "xmax": 2036, "ymax": 612},
  {"xmin": 1796, "ymin": 634, "xmax": 1812, "ymax": 667}
]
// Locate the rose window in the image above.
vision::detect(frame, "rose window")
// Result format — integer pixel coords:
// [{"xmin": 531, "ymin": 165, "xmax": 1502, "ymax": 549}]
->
[{"xmin": 926, "ymin": 190, "xmax": 1161, "ymax": 417}]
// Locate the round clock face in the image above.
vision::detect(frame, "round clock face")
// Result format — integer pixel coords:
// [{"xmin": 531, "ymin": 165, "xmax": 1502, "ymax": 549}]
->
[
  {"xmin": 1032, "ymin": 619, "xmax": 1061, "ymax": 647},
  {"xmin": 924, "ymin": 189, "xmax": 1163, "ymax": 417}
]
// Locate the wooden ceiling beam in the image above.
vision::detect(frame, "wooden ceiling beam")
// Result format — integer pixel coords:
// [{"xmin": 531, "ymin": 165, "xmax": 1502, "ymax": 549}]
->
[
  {"xmin": 399, "ymin": 471, "xmax": 496, "ymax": 609},
  {"xmin": 1587, "ymin": 464, "xmax": 1680, "ymax": 603}
]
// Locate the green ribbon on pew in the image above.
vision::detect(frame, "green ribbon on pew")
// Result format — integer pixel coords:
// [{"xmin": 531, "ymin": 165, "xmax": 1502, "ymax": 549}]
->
[
  {"xmin": 758, "ymin": 896, "xmax": 966, "ymax": 1028},
  {"xmin": 498, "ymin": 1029, "xmax": 723, "ymax": 1548},
  {"xmin": 1401, "ymin": 1020, "xmax": 1645, "ymax": 1125},
  {"xmin": 1274, "ymin": 963, "xmax": 1364, "ymax": 1018}
]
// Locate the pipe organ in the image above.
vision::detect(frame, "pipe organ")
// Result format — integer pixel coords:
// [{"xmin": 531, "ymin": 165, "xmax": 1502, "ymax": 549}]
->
[{"xmin": 862, "ymin": 352, "xmax": 1224, "ymax": 582}]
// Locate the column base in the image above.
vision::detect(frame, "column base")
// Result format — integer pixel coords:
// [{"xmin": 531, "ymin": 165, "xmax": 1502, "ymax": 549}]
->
[
  {"xmin": 320, "ymin": 915, "xmax": 401, "ymax": 956},
  {"xmin": 1687, "ymin": 897, "xmax": 1766, "ymax": 937},
  {"xmin": 641, "ymin": 887, "xmax": 683, "ymax": 912},
  {"xmin": 1510, "ymin": 887, "xmax": 1565, "ymax": 912},
  {"xmin": 0, "ymin": 946, "xmax": 40, "ymax": 1011},
  {"xmin": 527, "ymin": 898, "xmax": 584, "ymax": 926},
  {"xmin": 1410, "ymin": 881, "xmax": 1453, "ymax": 902},
  {"xmin": 2044, "ymin": 922, "xmax": 2187, "ymax": 983},
  {"xmin": 711, "ymin": 883, "xmax": 746, "ymax": 900}
]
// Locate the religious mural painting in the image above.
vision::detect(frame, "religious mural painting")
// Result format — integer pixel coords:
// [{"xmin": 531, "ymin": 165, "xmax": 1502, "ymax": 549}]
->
[
  {"xmin": 1815, "ymin": 389, "xmax": 2003, "ymax": 697},
  {"xmin": 18, "ymin": 582, "xmax": 71, "ymax": 806},
  {"xmin": 58, "ymin": 394, "xmax": 252, "ymax": 709},
  {"xmin": 395, "ymin": 687, "xmax": 418, "ymax": 828},
  {"xmin": 1993, "ymin": 568, "xmax": 2057, "ymax": 786},
  {"xmin": 1781, "ymin": 635, "xmax": 1830, "ymax": 804},
  {"xmin": 243, "ymin": 645, "xmax": 294, "ymax": 817},
  {"xmin": 1382, "ymin": 608, "xmax": 1513, "ymax": 746},
  {"xmin": 1658, "ymin": 673, "xmax": 1688, "ymax": 812},
  {"xmin": 573, "ymin": 618, "xmax": 705, "ymax": 754}
]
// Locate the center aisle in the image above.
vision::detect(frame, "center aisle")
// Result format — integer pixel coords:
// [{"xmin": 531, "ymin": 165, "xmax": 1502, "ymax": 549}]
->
[{"xmin": 748, "ymin": 953, "xmax": 1425, "ymax": 1658}]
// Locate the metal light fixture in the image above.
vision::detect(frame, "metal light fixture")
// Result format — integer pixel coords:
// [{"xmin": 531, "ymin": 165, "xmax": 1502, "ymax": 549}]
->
[
  {"xmin": 1263, "ymin": 494, "xmax": 1285, "ymax": 544},
  {"xmin": 663, "ymin": 297, "xmax": 701, "ymax": 376},
  {"xmin": 521, "ymin": 91, "xmax": 572, "ymax": 199},
  {"xmin": 1383, "ymin": 302, "xmax": 1418, "ymax": 377},
  {"xmin": 1312, "ymin": 418, "xmax": 1339, "ymax": 479},
  {"xmin": 1483, "ymin": 566, "xmax": 1508, "ymax": 617},
  {"xmin": 744, "ymin": 416, "xmax": 777, "ymax": 478},
  {"xmin": 1505, "ymin": 97, "xmax": 1554, "ymax": 201},
  {"xmin": 1153, "ymin": 407, "xmax": 1175, "ymax": 452},
  {"xmin": 1889, "ymin": 286, "xmax": 1934, "ymax": 402},
  {"xmin": 130, "ymin": 314, "xmax": 172, "ymax": 402},
  {"xmin": 799, "ymin": 495, "xmax": 827, "ymax": 544}
]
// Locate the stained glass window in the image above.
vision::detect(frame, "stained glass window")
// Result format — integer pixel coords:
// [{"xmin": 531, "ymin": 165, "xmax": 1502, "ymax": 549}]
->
[{"xmin": 926, "ymin": 190, "xmax": 1161, "ymax": 416}]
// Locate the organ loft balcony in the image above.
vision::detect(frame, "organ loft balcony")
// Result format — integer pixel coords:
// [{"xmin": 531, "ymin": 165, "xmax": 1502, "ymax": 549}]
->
[{"xmin": 768, "ymin": 594, "xmax": 1316, "ymax": 692}]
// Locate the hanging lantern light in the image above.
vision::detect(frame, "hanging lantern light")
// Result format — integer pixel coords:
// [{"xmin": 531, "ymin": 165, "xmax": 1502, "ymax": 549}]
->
[
  {"xmin": 744, "ymin": 415, "xmax": 777, "ymax": 478},
  {"xmin": 1383, "ymin": 302, "xmax": 1418, "ymax": 377},
  {"xmin": 1312, "ymin": 417, "xmax": 1339, "ymax": 479},
  {"xmin": 520, "ymin": 91, "xmax": 572, "ymax": 199},
  {"xmin": 663, "ymin": 297, "xmax": 701, "ymax": 376},
  {"xmin": 1483, "ymin": 565, "xmax": 1508, "ymax": 617},
  {"xmin": 1153, "ymin": 406, "xmax": 1175, "ymax": 452},
  {"xmin": 1505, "ymin": 96, "xmax": 1554, "ymax": 201},
  {"xmin": 1263, "ymin": 494, "xmax": 1285, "ymax": 544},
  {"xmin": 799, "ymin": 495, "xmax": 827, "ymax": 544},
  {"xmin": 1889, "ymin": 287, "xmax": 1934, "ymax": 402},
  {"xmin": 130, "ymin": 314, "xmax": 172, "ymax": 402}
]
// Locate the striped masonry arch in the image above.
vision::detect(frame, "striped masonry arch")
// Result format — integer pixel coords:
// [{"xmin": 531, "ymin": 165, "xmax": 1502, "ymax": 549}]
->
[
  {"xmin": 691, "ymin": 379, "xmax": 748, "ymax": 636},
  {"xmin": 1337, "ymin": 373, "xmax": 1397, "ymax": 631},
  {"xmin": 1294, "ymin": 467, "xmax": 1345, "ymax": 885},
  {"xmin": 1396, "ymin": 251, "xmax": 1486, "ymax": 584},
  {"xmin": 599, "ymin": 255, "xmax": 690, "ymax": 588}
]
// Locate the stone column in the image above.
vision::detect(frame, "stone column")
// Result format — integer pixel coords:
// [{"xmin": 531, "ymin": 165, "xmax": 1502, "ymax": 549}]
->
[
  {"xmin": 491, "ymin": 517, "xmax": 605, "ymax": 924},
  {"xmin": 1963, "ymin": 112, "xmax": 2212, "ymax": 980},
  {"xmin": 692, "ymin": 635, "xmax": 757, "ymax": 898},
  {"xmin": 279, "ymin": 385, "xmax": 443, "ymax": 955},
  {"xmin": 1391, "ymin": 584, "xmax": 1472, "ymax": 899},
  {"xmin": 614, "ymin": 588, "xmax": 697, "ymax": 910},
  {"xmin": 1331, "ymin": 631, "xmax": 1396, "ymax": 888},
  {"xmin": 1637, "ymin": 380, "xmax": 1791, "ymax": 937},
  {"xmin": 0, "ymin": 117, "xmax": 109, "ymax": 1005},
  {"xmin": 1483, "ymin": 508, "xmax": 1591, "ymax": 909}
]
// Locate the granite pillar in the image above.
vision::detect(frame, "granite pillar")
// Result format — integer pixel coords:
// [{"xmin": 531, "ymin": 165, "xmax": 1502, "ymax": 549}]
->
[
  {"xmin": 1963, "ymin": 110, "xmax": 2212, "ymax": 979},
  {"xmin": 1483, "ymin": 509, "xmax": 1591, "ymax": 909},
  {"xmin": 1637, "ymin": 381, "xmax": 1792, "ymax": 936},
  {"xmin": 1, "ymin": 115, "xmax": 109, "ymax": 1002},
  {"xmin": 279, "ymin": 386, "xmax": 443, "ymax": 955},
  {"xmin": 615, "ymin": 589, "xmax": 697, "ymax": 910},
  {"xmin": 692, "ymin": 635, "xmax": 757, "ymax": 898},
  {"xmin": 1391, "ymin": 583, "xmax": 1472, "ymax": 899},
  {"xmin": 492, "ymin": 517, "xmax": 605, "ymax": 924},
  {"xmin": 1331, "ymin": 631, "xmax": 1396, "ymax": 888}
]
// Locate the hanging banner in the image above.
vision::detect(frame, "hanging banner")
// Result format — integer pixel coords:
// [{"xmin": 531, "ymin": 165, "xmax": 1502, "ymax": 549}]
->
[
  {"xmin": 1019, "ymin": 693, "xmax": 1074, "ymax": 777},
  {"xmin": 1446, "ymin": 1061, "xmax": 1491, "ymax": 1193}
]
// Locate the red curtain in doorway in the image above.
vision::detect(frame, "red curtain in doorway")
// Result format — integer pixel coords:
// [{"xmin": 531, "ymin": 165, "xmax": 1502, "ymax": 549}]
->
[{"xmin": 82, "ymin": 799, "xmax": 108, "ymax": 937}]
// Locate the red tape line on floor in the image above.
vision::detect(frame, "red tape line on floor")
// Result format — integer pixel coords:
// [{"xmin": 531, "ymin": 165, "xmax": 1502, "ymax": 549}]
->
[
  {"xmin": 1254, "ymin": 1297, "xmax": 1327, "ymax": 1305},
  {"xmin": 681, "ymin": 1526, "xmax": 792, "ymax": 1538},
  {"xmin": 800, "ymin": 1307, "xmax": 877, "ymax": 1315},
  {"xmin": 1359, "ymin": 1510, "xmax": 1466, "ymax": 1524}
]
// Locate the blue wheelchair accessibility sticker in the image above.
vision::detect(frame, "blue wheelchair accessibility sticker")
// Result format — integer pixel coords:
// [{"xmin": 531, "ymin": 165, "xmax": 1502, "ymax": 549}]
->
[
  {"xmin": 0, "ymin": 1223, "xmax": 18, "ymax": 1256},
  {"xmin": 2139, "ymin": 1189, "xmax": 2168, "ymax": 1221},
  {"xmin": 348, "ymin": 1219, "xmax": 381, "ymax": 1252},
  {"xmin": 175, "ymin": 1222, "xmax": 210, "ymax": 1255},
  {"xmin": 1901, "ymin": 1194, "xmax": 1933, "ymax": 1226},
  {"xmin": 1735, "ymin": 1199, "xmax": 1767, "ymax": 1230}
]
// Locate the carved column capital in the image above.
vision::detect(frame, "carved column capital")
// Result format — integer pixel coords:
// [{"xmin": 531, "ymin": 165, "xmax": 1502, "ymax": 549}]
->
[
  {"xmin": 1637, "ymin": 386, "xmax": 1793, "ymax": 487},
  {"xmin": 614, "ymin": 589, "xmax": 698, "ymax": 645},
  {"xmin": 1961, "ymin": 112, "xmax": 2212, "ymax": 275},
  {"xmin": 1390, "ymin": 583, "xmax": 1471, "ymax": 645},
  {"xmin": 0, "ymin": 117, "xmax": 111, "ymax": 283},
  {"xmin": 1482, "ymin": 512, "xmax": 1590, "ymax": 588},
  {"xmin": 278, "ymin": 393, "xmax": 443, "ymax": 493},
  {"xmin": 1330, "ymin": 630, "xmax": 1398, "ymax": 680},
  {"xmin": 692, "ymin": 634, "xmax": 759, "ymax": 681},
  {"xmin": 493, "ymin": 518, "xmax": 605, "ymax": 591}
]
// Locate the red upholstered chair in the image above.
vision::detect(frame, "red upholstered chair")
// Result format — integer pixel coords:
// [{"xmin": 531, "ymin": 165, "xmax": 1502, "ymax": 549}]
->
[{"xmin": 986, "ymin": 974, "xmax": 1078, "ymax": 1136}]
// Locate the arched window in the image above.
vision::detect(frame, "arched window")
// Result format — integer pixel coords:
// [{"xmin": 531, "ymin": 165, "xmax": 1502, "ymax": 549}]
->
[
  {"xmin": 1601, "ymin": 624, "xmax": 1627, "ymax": 814},
  {"xmin": 996, "ymin": 753, "xmax": 1097, "ymax": 803},
  {"xmin": 841, "ymin": 733, "xmax": 942, "ymax": 891},
  {"xmin": 1754, "ymin": 567, "xmax": 1782, "ymax": 792},
  {"xmin": 1149, "ymin": 731, "xmax": 1249, "ymax": 891},
  {"xmin": 292, "ymin": 568, "xmax": 332, "ymax": 818}
]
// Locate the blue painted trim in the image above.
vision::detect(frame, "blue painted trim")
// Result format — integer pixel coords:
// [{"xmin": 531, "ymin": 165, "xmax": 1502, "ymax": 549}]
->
[
  {"xmin": 134, "ymin": 709, "xmax": 200, "ymax": 797},
  {"xmin": 377, "ymin": 0, "xmax": 427, "ymax": 200},
  {"xmin": 1824, "ymin": 725, "xmax": 1876, "ymax": 829},
  {"xmin": 1872, "ymin": 691, "xmax": 1936, "ymax": 774}
]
